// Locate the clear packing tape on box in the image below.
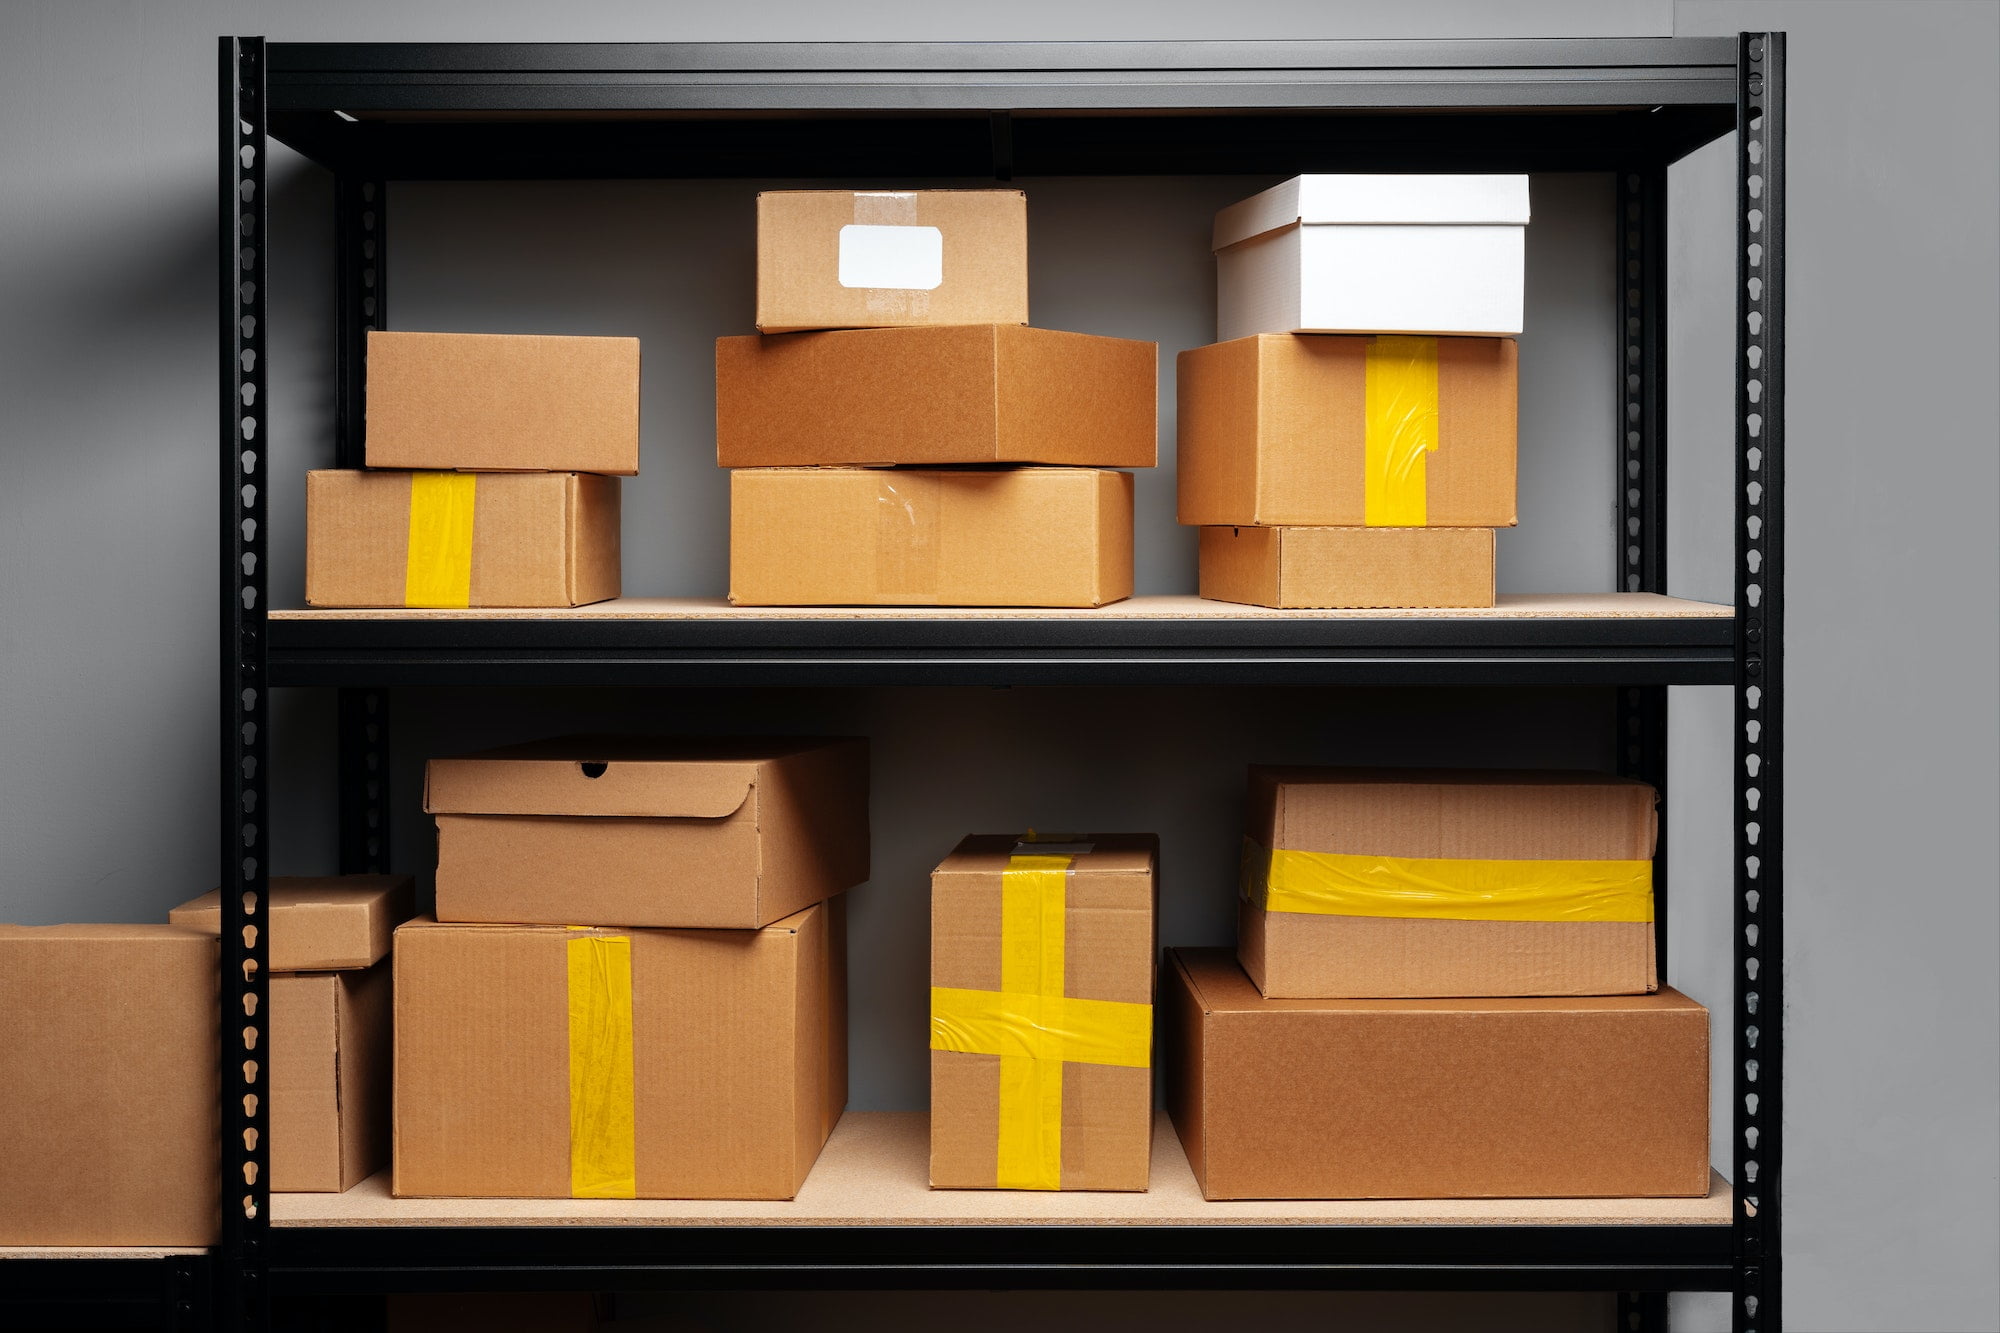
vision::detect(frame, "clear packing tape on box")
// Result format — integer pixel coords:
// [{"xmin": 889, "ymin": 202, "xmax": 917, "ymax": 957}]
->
[{"xmin": 1241, "ymin": 840, "xmax": 1655, "ymax": 923}]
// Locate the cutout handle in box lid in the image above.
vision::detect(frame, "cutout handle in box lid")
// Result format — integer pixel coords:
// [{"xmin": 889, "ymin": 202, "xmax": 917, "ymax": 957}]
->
[
  {"xmin": 1213, "ymin": 174, "xmax": 1532, "ymax": 251},
  {"xmin": 423, "ymin": 736, "xmax": 791, "ymax": 819}
]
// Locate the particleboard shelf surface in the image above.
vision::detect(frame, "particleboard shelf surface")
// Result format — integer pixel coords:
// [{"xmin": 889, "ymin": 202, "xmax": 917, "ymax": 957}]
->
[
  {"xmin": 273, "ymin": 1112, "xmax": 1733, "ymax": 1228},
  {"xmin": 0, "ymin": 1246, "xmax": 208, "ymax": 1258}
]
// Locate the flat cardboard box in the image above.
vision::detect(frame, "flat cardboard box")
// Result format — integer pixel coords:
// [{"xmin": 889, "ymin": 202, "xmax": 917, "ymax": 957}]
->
[
  {"xmin": 930, "ymin": 834, "xmax": 1157, "ymax": 1192},
  {"xmin": 731, "ymin": 467, "xmax": 1133, "ymax": 608},
  {"xmin": 1212, "ymin": 175, "xmax": 1530, "ymax": 339},
  {"xmin": 1165, "ymin": 949, "xmax": 1708, "ymax": 1199},
  {"xmin": 269, "ymin": 963, "xmax": 392, "ymax": 1192},
  {"xmin": 389, "ymin": 1293, "xmax": 602, "ymax": 1333},
  {"xmin": 1177, "ymin": 334, "xmax": 1517, "ymax": 528},
  {"xmin": 757, "ymin": 189, "xmax": 1028, "ymax": 332},
  {"xmin": 1199, "ymin": 526, "xmax": 1496, "ymax": 610},
  {"xmin": 426, "ymin": 735, "xmax": 869, "ymax": 930},
  {"xmin": 365, "ymin": 330, "xmax": 640, "ymax": 475},
  {"xmin": 171, "ymin": 875, "xmax": 414, "ymax": 971},
  {"xmin": 1240, "ymin": 767, "xmax": 1658, "ymax": 998},
  {"xmin": 392, "ymin": 903, "xmax": 847, "ymax": 1200},
  {"xmin": 305, "ymin": 470, "xmax": 621, "ymax": 609},
  {"xmin": 0, "ymin": 925, "xmax": 219, "ymax": 1245},
  {"xmin": 715, "ymin": 324, "xmax": 1157, "ymax": 468}
]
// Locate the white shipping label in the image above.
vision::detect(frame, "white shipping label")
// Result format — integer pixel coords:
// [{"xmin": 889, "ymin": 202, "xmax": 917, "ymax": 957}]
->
[{"xmin": 838, "ymin": 224, "xmax": 944, "ymax": 291}]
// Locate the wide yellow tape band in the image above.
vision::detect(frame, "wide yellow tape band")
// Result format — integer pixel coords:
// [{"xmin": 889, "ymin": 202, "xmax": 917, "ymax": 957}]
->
[
  {"xmin": 1363, "ymin": 335, "xmax": 1440, "ymax": 526},
  {"xmin": 1247, "ymin": 843, "xmax": 1653, "ymax": 923},
  {"xmin": 929, "ymin": 988, "xmax": 1154, "ymax": 1069},
  {"xmin": 566, "ymin": 933, "xmax": 637, "ymax": 1199},
  {"xmin": 404, "ymin": 471, "xmax": 477, "ymax": 607}
]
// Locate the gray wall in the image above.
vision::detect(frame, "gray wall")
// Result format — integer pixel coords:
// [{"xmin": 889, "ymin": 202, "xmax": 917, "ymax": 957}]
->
[{"xmin": 1, "ymin": 2, "xmax": 1994, "ymax": 1331}]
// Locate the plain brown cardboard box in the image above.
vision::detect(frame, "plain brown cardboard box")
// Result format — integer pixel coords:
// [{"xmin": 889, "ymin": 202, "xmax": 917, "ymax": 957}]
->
[
  {"xmin": 930, "ymin": 834, "xmax": 1157, "ymax": 1192},
  {"xmin": 266, "ymin": 966, "xmax": 392, "ymax": 1192},
  {"xmin": 1165, "ymin": 949, "xmax": 1708, "ymax": 1200},
  {"xmin": 171, "ymin": 875, "xmax": 413, "ymax": 971},
  {"xmin": 731, "ymin": 467, "xmax": 1133, "ymax": 608},
  {"xmin": 1240, "ymin": 767, "xmax": 1658, "ymax": 999},
  {"xmin": 0, "ymin": 925, "xmax": 220, "ymax": 1245},
  {"xmin": 1199, "ymin": 525, "xmax": 1495, "ymax": 609},
  {"xmin": 389, "ymin": 1293, "xmax": 602, "ymax": 1333},
  {"xmin": 393, "ymin": 903, "xmax": 847, "ymax": 1200},
  {"xmin": 757, "ymin": 189, "xmax": 1028, "ymax": 332},
  {"xmin": 715, "ymin": 324, "xmax": 1157, "ymax": 468},
  {"xmin": 305, "ymin": 470, "xmax": 621, "ymax": 609},
  {"xmin": 365, "ymin": 330, "xmax": 640, "ymax": 475},
  {"xmin": 1177, "ymin": 334, "xmax": 1517, "ymax": 527},
  {"xmin": 426, "ymin": 735, "xmax": 868, "ymax": 929}
]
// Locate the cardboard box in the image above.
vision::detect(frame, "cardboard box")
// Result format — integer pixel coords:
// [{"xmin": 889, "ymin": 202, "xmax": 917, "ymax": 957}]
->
[
  {"xmin": 392, "ymin": 902, "xmax": 847, "ymax": 1200},
  {"xmin": 1177, "ymin": 334, "xmax": 1517, "ymax": 528},
  {"xmin": 1165, "ymin": 949, "xmax": 1708, "ymax": 1199},
  {"xmin": 365, "ymin": 330, "xmax": 640, "ymax": 475},
  {"xmin": 305, "ymin": 470, "xmax": 621, "ymax": 609},
  {"xmin": 1212, "ymin": 175, "xmax": 1529, "ymax": 339},
  {"xmin": 389, "ymin": 1293, "xmax": 602, "ymax": 1333},
  {"xmin": 427, "ymin": 735, "xmax": 869, "ymax": 930},
  {"xmin": 1239, "ymin": 767, "xmax": 1658, "ymax": 998},
  {"xmin": 0, "ymin": 925, "xmax": 219, "ymax": 1245},
  {"xmin": 757, "ymin": 189, "xmax": 1028, "ymax": 332},
  {"xmin": 731, "ymin": 467, "xmax": 1133, "ymax": 608},
  {"xmin": 268, "ymin": 964, "xmax": 391, "ymax": 1192},
  {"xmin": 930, "ymin": 834, "xmax": 1157, "ymax": 1192},
  {"xmin": 171, "ymin": 875, "xmax": 413, "ymax": 971},
  {"xmin": 715, "ymin": 324, "xmax": 1157, "ymax": 468},
  {"xmin": 1199, "ymin": 526, "xmax": 1495, "ymax": 610}
]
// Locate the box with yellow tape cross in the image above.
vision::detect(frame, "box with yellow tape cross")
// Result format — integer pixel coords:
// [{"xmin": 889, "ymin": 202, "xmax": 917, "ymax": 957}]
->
[{"xmin": 929, "ymin": 834, "xmax": 1157, "ymax": 1192}]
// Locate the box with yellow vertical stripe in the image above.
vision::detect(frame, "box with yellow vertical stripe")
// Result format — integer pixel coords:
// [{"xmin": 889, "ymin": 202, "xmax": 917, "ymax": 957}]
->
[{"xmin": 929, "ymin": 833, "xmax": 1157, "ymax": 1192}]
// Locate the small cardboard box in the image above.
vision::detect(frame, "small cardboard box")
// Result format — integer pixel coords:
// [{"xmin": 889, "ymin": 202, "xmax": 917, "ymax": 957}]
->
[
  {"xmin": 0, "ymin": 925, "xmax": 219, "ymax": 1245},
  {"xmin": 930, "ymin": 834, "xmax": 1157, "ymax": 1192},
  {"xmin": 267, "ymin": 965, "xmax": 392, "ymax": 1192},
  {"xmin": 1165, "ymin": 949, "xmax": 1709, "ymax": 1200},
  {"xmin": 305, "ymin": 470, "xmax": 621, "ymax": 609},
  {"xmin": 1239, "ymin": 767, "xmax": 1658, "ymax": 999},
  {"xmin": 171, "ymin": 875, "xmax": 413, "ymax": 972},
  {"xmin": 757, "ymin": 189, "xmax": 1028, "ymax": 332},
  {"xmin": 426, "ymin": 736, "xmax": 869, "ymax": 930},
  {"xmin": 1177, "ymin": 334, "xmax": 1517, "ymax": 528},
  {"xmin": 716, "ymin": 324, "xmax": 1157, "ymax": 468},
  {"xmin": 1200, "ymin": 526, "xmax": 1495, "ymax": 610},
  {"xmin": 392, "ymin": 902, "xmax": 847, "ymax": 1200},
  {"xmin": 365, "ymin": 330, "xmax": 640, "ymax": 475},
  {"xmin": 731, "ymin": 467, "xmax": 1133, "ymax": 608},
  {"xmin": 1212, "ymin": 175, "xmax": 1530, "ymax": 339}
]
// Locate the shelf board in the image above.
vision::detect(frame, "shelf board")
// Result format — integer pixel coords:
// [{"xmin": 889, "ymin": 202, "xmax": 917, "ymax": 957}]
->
[{"xmin": 0, "ymin": 1246, "xmax": 207, "ymax": 1259}]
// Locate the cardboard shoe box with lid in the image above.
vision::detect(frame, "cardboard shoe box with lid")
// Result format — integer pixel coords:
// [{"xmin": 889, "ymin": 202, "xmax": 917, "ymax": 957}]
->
[
  {"xmin": 1199, "ymin": 526, "xmax": 1495, "ymax": 610},
  {"xmin": 930, "ymin": 834, "xmax": 1157, "ymax": 1192},
  {"xmin": 1237, "ymin": 767, "xmax": 1658, "ymax": 999},
  {"xmin": 393, "ymin": 901, "xmax": 846, "ymax": 1200},
  {"xmin": 427, "ymin": 736, "xmax": 869, "ymax": 929}
]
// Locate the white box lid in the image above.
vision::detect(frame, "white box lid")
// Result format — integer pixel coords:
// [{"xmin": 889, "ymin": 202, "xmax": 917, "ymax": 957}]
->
[{"xmin": 1213, "ymin": 175, "xmax": 1532, "ymax": 251}]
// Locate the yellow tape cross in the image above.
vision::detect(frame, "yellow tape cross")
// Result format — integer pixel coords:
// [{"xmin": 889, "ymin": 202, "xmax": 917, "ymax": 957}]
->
[
  {"xmin": 404, "ymin": 471, "xmax": 477, "ymax": 607},
  {"xmin": 1247, "ymin": 843, "xmax": 1654, "ymax": 923},
  {"xmin": 566, "ymin": 932, "xmax": 637, "ymax": 1199},
  {"xmin": 1363, "ymin": 335, "xmax": 1440, "ymax": 526}
]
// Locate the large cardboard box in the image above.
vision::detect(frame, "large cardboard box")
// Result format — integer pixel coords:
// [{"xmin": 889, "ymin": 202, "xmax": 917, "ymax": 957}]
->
[
  {"xmin": 1239, "ymin": 767, "xmax": 1658, "ymax": 999},
  {"xmin": 365, "ymin": 330, "xmax": 640, "ymax": 475},
  {"xmin": 306, "ymin": 470, "xmax": 621, "ymax": 609},
  {"xmin": 171, "ymin": 875, "xmax": 413, "ymax": 971},
  {"xmin": 1177, "ymin": 334, "xmax": 1516, "ymax": 528},
  {"xmin": 715, "ymin": 325, "xmax": 1157, "ymax": 468},
  {"xmin": 757, "ymin": 189, "xmax": 1028, "ymax": 332},
  {"xmin": 930, "ymin": 834, "xmax": 1157, "ymax": 1192},
  {"xmin": 0, "ymin": 925, "xmax": 219, "ymax": 1245},
  {"xmin": 1212, "ymin": 175, "xmax": 1530, "ymax": 339},
  {"xmin": 427, "ymin": 736, "xmax": 869, "ymax": 930},
  {"xmin": 393, "ymin": 903, "xmax": 847, "ymax": 1200},
  {"xmin": 731, "ymin": 467, "xmax": 1133, "ymax": 608},
  {"xmin": 1199, "ymin": 526, "xmax": 1495, "ymax": 610},
  {"xmin": 1165, "ymin": 949, "xmax": 1709, "ymax": 1200}
]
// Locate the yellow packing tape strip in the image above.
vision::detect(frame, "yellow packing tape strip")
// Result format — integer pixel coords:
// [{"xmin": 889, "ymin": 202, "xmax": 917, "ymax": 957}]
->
[
  {"xmin": 404, "ymin": 471, "xmax": 477, "ymax": 607},
  {"xmin": 1246, "ymin": 843, "xmax": 1654, "ymax": 923},
  {"xmin": 566, "ymin": 933, "xmax": 637, "ymax": 1199},
  {"xmin": 1363, "ymin": 335, "xmax": 1440, "ymax": 526},
  {"xmin": 929, "ymin": 987, "xmax": 1153, "ymax": 1070}
]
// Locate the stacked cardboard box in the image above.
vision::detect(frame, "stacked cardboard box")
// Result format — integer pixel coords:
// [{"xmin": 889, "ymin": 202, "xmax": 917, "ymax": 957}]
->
[{"xmin": 724, "ymin": 190, "xmax": 1156, "ymax": 607}]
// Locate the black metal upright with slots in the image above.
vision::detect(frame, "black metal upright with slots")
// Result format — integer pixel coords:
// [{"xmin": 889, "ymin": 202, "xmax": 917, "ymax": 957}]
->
[{"xmin": 201, "ymin": 34, "xmax": 1785, "ymax": 1333}]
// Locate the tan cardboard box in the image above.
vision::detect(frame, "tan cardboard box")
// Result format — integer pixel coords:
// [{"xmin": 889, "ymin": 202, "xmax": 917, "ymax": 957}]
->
[
  {"xmin": 757, "ymin": 189, "xmax": 1028, "ymax": 332},
  {"xmin": 716, "ymin": 324, "xmax": 1157, "ymax": 468},
  {"xmin": 306, "ymin": 470, "xmax": 621, "ymax": 609},
  {"xmin": 393, "ymin": 903, "xmax": 847, "ymax": 1200},
  {"xmin": 171, "ymin": 875, "xmax": 413, "ymax": 971},
  {"xmin": 1165, "ymin": 949, "xmax": 1708, "ymax": 1200},
  {"xmin": 731, "ymin": 467, "xmax": 1133, "ymax": 608},
  {"xmin": 1239, "ymin": 767, "xmax": 1658, "ymax": 999},
  {"xmin": 365, "ymin": 330, "xmax": 640, "ymax": 475},
  {"xmin": 0, "ymin": 925, "xmax": 219, "ymax": 1245},
  {"xmin": 1199, "ymin": 526, "xmax": 1495, "ymax": 609},
  {"xmin": 930, "ymin": 834, "xmax": 1157, "ymax": 1192},
  {"xmin": 1178, "ymin": 334, "xmax": 1517, "ymax": 528},
  {"xmin": 267, "ymin": 965, "xmax": 391, "ymax": 1192},
  {"xmin": 427, "ymin": 735, "xmax": 869, "ymax": 930}
]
